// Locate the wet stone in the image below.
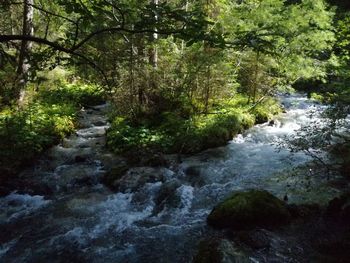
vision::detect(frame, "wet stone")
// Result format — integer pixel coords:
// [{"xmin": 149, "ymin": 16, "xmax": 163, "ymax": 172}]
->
[
  {"xmin": 193, "ymin": 238, "xmax": 251, "ymax": 263},
  {"xmin": 236, "ymin": 230, "xmax": 271, "ymax": 249},
  {"xmin": 153, "ymin": 179, "xmax": 182, "ymax": 214},
  {"xmin": 114, "ymin": 167, "xmax": 172, "ymax": 192}
]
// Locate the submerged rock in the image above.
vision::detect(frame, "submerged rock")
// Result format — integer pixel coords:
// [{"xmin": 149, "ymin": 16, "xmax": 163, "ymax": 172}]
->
[
  {"xmin": 185, "ymin": 165, "xmax": 206, "ymax": 187},
  {"xmin": 193, "ymin": 238, "xmax": 251, "ymax": 263},
  {"xmin": 287, "ymin": 203, "xmax": 321, "ymax": 220},
  {"xmin": 102, "ymin": 164, "xmax": 129, "ymax": 190},
  {"xmin": 153, "ymin": 179, "xmax": 182, "ymax": 214},
  {"xmin": 109, "ymin": 167, "xmax": 173, "ymax": 192},
  {"xmin": 143, "ymin": 153, "xmax": 168, "ymax": 167},
  {"xmin": 326, "ymin": 192, "xmax": 350, "ymax": 224},
  {"xmin": 313, "ymin": 229, "xmax": 350, "ymax": 263},
  {"xmin": 207, "ymin": 190, "xmax": 290, "ymax": 230},
  {"xmin": 235, "ymin": 229, "xmax": 270, "ymax": 249}
]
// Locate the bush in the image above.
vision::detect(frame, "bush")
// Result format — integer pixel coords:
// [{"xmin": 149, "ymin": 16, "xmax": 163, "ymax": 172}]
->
[
  {"xmin": 0, "ymin": 81, "xmax": 104, "ymax": 177},
  {"xmin": 107, "ymin": 110, "xmax": 255, "ymax": 155},
  {"xmin": 251, "ymin": 98, "xmax": 282, "ymax": 124},
  {"xmin": 106, "ymin": 117, "xmax": 172, "ymax": 154},
  {"xmin": 106, "ymin": 95, "xmax": 280, "ymax": 157},
  {"xmin": 38, "ymin": 82, "xmax": 105, "ymax": 107},
  {"xmin": 0, "ymin": 103, "xmax": 76, "ymax": 176}
]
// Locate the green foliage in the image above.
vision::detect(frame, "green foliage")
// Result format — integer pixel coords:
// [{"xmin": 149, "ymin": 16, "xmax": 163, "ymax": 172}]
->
[
  {"xmin": 107, "ymin": 117, "xmax": 172, "ymax": 154},
  {"xmin": 38, "ymin": 82, "xmax": 105, "ymax": 107},
  {"xmin": 107, "ymin": 100, "xmax": 258, "ymax": 155},
  {"xmin": 1, "ymin": 0, "xmax": 346, "ymax": 173},
  {"xmin": 280, "ymin": 104, "xmax": 350, "ymax": 174},
  {"xmin": 107, "ymin": 93, "xmax": 282, "ymax": 156},
  {"xmin": 0, "ymin": 102, "xmax": 76, "ymax": 175},
  {"xmin": 0, "ymin": 64, "xmax": 17, "ymax": 106},
  {"xmin": 251, "ymin": 97, "xmax": 282, "ymax": 124},
  {"xmin": 0, "ymin": 81, "xmax": 104, "ymax": 176}
]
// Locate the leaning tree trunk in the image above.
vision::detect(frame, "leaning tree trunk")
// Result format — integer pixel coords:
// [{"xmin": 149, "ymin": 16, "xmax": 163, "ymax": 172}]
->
[{"xmin": 16, "ymin": 0, "xmax": 34, "ymax": 105}]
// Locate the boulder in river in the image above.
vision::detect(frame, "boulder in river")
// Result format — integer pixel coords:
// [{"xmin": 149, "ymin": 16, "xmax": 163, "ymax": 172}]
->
[
  {"xmin": 326, "ymin": 192, "xmax": 350, "ymax": 224},
  {"xmin": 143, "ymin": 153, "xmax": 168, "ymax": 167},
  {"xmin": 287, "ymin": 203, "xmax": 321, "ymax": 220},
  {"xmin": 153, "ymin": 179, "xmax": 182, "ymax": 214},
  {"xmin": 193, "ymin": 238, "xmax": 250, "ymax": 263},
  {"xmin": 235, "ymin": 229, "xmax": 270, "ymax": 249},
  {"xmin": 102, "ymin": 164, "xmax": 129, "ymax": 190},
  {"xmin": 207, "ymin": 190, "xmax": 290, "ymax": 230},
  {"xmin": 108, "ymin": 167, "xmax": 173, "ymax": 192}
]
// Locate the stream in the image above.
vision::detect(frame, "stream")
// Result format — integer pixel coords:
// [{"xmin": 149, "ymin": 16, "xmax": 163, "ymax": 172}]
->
[{"xmin": 0, "ymin": 94, "xmax": 348, "ymax": 262}]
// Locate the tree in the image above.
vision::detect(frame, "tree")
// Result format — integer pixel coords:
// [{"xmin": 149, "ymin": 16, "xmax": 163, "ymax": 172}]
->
[
  {"xmin": 222, "ymin": 0, "xmax": 334, "ymax": 104},
  {"xmin": 0, "ymin": 0, "xmax": 215, "ymax": 104},
  {"xmin": 16, "ymin": 0, "xmax": 34, "ymax": 104}
]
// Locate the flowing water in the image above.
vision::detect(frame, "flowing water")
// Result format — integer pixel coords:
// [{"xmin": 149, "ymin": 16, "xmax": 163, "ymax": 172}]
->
[{"xmin": 0, "ymin": 94, "xmax": 348, "ymax": 262}]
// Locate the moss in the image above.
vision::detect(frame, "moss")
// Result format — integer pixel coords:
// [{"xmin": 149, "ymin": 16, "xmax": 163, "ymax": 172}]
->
[{"xmin": 207, "ymin": 190, "xmax": 290, "ymax": 230}]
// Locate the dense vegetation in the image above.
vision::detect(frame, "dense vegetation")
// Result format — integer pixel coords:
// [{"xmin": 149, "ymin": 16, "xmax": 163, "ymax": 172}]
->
[
  {"xmin": 1, "ymin": 1, "xmax": 350, "ymax": 262},
  {"xmin": 0, "ymin": 78, "xmax": 104, "ymax": 176},
  {"xmin": 0, "ymin": 0, "xmax": 349, "ymax": 176}
]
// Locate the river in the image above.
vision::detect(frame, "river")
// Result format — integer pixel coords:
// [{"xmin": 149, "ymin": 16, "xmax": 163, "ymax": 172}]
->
[{"xmin": 0, "ymin": 93, "xmax": 347, "ymax": 262}]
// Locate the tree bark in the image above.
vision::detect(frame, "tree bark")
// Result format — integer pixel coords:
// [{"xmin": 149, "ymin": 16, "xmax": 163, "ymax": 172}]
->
[
  {"xmin": 16, "ymin": 0, "xmax": 34, "ymax": 104},
  {"xmin": 149, "ymin": 0, "xmax": 158, "ymax": 68}
]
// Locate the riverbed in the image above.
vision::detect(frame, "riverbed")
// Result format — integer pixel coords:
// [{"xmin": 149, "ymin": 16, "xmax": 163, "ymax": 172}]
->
[{"xmin": 0, "ymin": 94, "xmax": 347, "ymax": 262}]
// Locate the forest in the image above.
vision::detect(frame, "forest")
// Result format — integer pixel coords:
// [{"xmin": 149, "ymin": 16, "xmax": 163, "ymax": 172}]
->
[{"xmin": 0, "ymin": 0, "xmax": 350, "ymax": 262}]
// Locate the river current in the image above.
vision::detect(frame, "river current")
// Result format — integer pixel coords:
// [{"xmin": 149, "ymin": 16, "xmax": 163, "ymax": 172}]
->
[{"xmin": 0, "ymin": 94, "xmax": 347, "ymax": 262}]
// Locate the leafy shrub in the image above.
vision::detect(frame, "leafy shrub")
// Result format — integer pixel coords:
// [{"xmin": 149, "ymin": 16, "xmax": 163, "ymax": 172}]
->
[
  {"xmin": 251, "ymin": 98, "xmax": 282, "ymax": 124},
  {"xmin": 107, "ymin": 117, "xmax": 173, "ymax": 154},
  {"xmin": 106, "ymin": 94, "xmax": 280, "ymax": 157},
  {"xmin": 38, "ymin": 83, "xmax": 105, "ymax": 107},
  {"xmin": 0, "ymin": 103, "xmax": 76, "ymax": 176},
  {"xmin": 107, "ymin": 110, "xmax": 256, "ymax": 155},
  {"xmin": 0, "ymin": 81, "xmax": 103, "ymax": 177}
]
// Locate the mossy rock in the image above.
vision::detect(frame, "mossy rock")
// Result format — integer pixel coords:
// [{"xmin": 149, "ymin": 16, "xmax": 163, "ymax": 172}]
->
[{"xmin": 207, "ymin": 190, "xmax": 290, "ymax": 230}]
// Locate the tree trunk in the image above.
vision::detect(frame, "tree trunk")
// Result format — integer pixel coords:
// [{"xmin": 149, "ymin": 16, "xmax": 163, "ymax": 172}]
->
[
  {"xmin": 16, "ymin": 0, "xmax": 34, "ymax": 105},
  {"xmin": 204, "ymin": 65, "xmax": 211, "ymax": 114},
  {"xmin": 149, "ymin": 0, "xmax": 158, "ymax": 68},
  {"xmin": 181, "ymin": 0, "xmax": 189, "ymax": 52},
  {"xmin": 252, "ymin": 50, "xmax": 260, "ymax": 104}
]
